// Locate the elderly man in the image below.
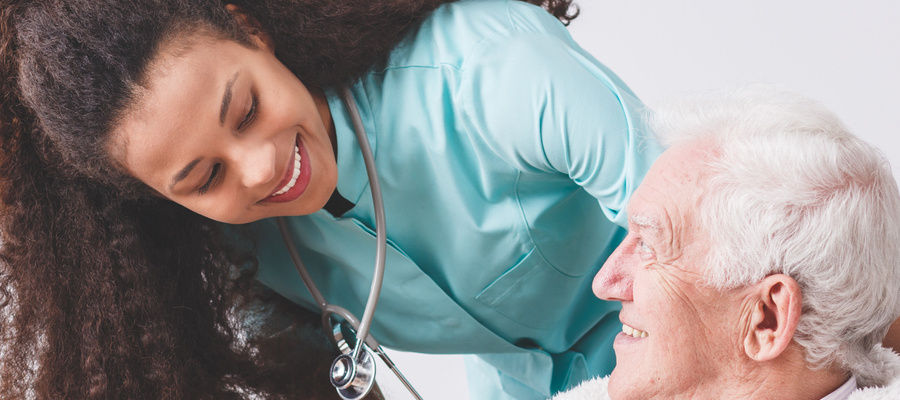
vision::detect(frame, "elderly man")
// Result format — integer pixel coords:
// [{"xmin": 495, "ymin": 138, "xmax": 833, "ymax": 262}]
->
[{"xmin": 554, "ymin": 89, "xmax": 900, "ymax": 399}]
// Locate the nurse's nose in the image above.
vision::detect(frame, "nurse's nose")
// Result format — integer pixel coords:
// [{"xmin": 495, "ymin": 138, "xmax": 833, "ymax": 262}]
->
[
  {"xmin": 234, "ymin": 140, "xmax": 277, "ymax": 189},
  {"xmin": 593, "ymin": 238, "xmax": 634, "ymax": 301}
]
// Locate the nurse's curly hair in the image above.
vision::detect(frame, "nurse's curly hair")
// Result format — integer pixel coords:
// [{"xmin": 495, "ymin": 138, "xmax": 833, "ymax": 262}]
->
[{"xmin": 0, "ymin": 0, "xmax": 577, "ymax": 398}]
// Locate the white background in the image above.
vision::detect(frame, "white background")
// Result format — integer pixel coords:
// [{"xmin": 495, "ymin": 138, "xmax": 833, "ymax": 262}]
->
[{"xmin": 380, "ymin": 1, "xmax": 900, "ymax": 399}]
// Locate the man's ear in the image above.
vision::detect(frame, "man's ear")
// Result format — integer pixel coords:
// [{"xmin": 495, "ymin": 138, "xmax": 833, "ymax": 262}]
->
[
  {"xmin": 224, "ymin": 4, "xmax": 274, "ymax": 52},
  {"xmin": 742, "ymin": 274, "xmax": 802, "ymax": 362}
]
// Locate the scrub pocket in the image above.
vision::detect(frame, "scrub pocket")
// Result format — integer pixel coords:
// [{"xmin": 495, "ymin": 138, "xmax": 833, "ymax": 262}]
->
[
  {"xmin": 351, "ymin": 219, "xmax": 414, "ymax": 259},
  {"xmin": 475, "ymin": 248, "xmax": 585, "ymax": 330}
]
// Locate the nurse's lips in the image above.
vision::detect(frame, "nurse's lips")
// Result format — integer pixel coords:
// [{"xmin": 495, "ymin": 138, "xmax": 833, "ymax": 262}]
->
[{"xmin": 263, "ymin": 135, "xmax": 312, "ymax": 203}]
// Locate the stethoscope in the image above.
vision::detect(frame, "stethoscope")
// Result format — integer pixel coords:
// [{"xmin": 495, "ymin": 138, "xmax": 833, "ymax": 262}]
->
[{"xmin": 276, "ymin": 87, "xmax": 423, "ymax": 400}]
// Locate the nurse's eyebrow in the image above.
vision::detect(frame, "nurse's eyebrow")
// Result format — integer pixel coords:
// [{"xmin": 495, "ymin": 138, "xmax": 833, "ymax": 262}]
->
[
  {"xmin": 169, "ymin": 158, "xmax": 202, "ymax": 191},
  {"xmin": 219, "ymin": 71, "xmax": 240, "ymax": 126}
]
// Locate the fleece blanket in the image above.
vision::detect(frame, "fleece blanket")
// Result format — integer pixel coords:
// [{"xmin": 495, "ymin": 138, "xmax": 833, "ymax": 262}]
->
[{"xmin": 551, "ymin": 376, "xmax": 900, "ymax": 400}]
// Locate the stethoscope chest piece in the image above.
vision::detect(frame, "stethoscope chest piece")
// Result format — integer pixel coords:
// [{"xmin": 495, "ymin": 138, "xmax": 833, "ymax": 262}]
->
[{"xmin": 330, "ymin": 347, "xmax": 376, "ymax": 400}]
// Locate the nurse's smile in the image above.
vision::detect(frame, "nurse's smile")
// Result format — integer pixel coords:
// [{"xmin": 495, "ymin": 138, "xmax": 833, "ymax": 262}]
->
[{"xmin": 262, "ymin": 134, "xmax": 313, "ymax": 203}]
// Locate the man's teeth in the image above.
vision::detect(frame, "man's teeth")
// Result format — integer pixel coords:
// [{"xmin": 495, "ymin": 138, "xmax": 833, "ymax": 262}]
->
[
  {"xmin": 272, "ymin": 144, "xmax": 302, "ymax": 196},
  {"xmin": 622, "ymin": 323, "xmax": 648, "ymax": 338}
]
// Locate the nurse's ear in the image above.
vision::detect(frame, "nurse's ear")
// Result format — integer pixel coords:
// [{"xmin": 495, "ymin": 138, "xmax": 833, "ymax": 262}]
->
[{"xmin": 225, "ymin": 4, "xmax": 275, "ymax": 53}]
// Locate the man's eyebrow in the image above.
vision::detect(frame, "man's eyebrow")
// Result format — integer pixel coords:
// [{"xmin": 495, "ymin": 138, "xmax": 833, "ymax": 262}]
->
[
  {"xmin": 629, "ymin": 214, "xmax": 660, "ymax": 231},
  {"xmin": 219, "ymin": 71, "xmax": 240, "ymax": 126},
  {"xmin": 169, "ymin": 158, "xmax": 202, "ymax": 192}
]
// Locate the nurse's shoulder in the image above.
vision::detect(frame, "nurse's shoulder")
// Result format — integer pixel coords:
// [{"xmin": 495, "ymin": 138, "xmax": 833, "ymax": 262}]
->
[{"xmin": 385, "ymin": 0, "xmax": 571, "ymax": 70}]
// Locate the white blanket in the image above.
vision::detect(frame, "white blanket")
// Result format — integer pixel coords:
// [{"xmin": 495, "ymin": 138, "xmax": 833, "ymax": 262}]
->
[{"xmin": 551, "ymin": 376, "xmax": 900, "ymax": 400}]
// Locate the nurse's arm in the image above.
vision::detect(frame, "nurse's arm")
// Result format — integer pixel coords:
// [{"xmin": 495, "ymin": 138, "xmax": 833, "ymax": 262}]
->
[{"xmin": 457, "ymin": 32, "xmax": 663, "ymax": 229}]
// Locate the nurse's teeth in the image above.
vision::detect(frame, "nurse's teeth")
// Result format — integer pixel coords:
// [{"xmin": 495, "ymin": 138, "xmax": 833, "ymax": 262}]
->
[
  {"xmin": 273, "ymin": 144, "xmax": 302, "ymax": 196},
  {"xmin": 622, "ymin": 323, "xmax": 648, "ymax": 338}
]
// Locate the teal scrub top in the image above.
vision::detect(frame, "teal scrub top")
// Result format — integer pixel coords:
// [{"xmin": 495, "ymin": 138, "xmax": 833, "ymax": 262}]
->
[{"xmin": 250, "ymin": 0, "xmax": 663, "ymax": 398}]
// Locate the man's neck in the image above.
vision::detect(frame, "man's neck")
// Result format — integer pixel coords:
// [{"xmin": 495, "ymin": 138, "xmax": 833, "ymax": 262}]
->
[{"xmin": 716, "ymin": 350, "xmax": 849, "ymax": 400}]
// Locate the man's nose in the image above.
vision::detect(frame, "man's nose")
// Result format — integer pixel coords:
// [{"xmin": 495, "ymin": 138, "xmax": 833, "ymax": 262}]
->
[
  {"xmin": 234, "ymin": 140, "xmax": 277, "ymax": 189},
  {"xmin": 593, "ymin": 242, "xmax": 634, "ymax": 301}
]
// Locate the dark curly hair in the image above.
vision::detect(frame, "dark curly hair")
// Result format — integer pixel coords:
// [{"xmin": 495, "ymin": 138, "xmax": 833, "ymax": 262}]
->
[{"xmin": 0, "ymin": 0, "xmax": 577, "ymax": 398}]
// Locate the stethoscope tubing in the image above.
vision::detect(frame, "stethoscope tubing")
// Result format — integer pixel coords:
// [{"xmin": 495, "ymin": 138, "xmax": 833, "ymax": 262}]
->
[
  {"xmin": 275, "ymin": 217, "xmax": 381, "ymax": 349},
  {"xmin": 339, "ymin": 86, "xmax": 387, "ymax": 364},
  {"xmin": 273, "ymin": 86, "xmax": 423, "ymax": 400}
]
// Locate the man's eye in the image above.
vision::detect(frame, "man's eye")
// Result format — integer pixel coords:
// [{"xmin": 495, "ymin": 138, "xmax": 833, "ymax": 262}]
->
[
  {"xmin": 238, "ymin": 95, "xmax": 258, "ymax": 130},
  {"xmin": 198, "ymin": 163, "xmax": 222, "ymax": 195},
  {"xmin": 637, "ymin": 239, "xmax": 655, "ymax": 258}
]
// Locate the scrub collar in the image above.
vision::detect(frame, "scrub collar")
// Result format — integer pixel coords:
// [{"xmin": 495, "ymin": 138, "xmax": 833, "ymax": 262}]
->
[{"xmin": 325, "ymin": 85, "xmax": 379, "ymax": 209}]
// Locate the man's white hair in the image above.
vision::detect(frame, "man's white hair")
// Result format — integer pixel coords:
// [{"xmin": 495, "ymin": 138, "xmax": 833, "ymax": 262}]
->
[{"xmin": 651, "ymin": 86, "xmax": 900, "ymax": 386}]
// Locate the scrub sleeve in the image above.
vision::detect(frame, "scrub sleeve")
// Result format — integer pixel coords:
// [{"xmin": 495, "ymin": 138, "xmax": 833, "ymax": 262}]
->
[{"xmin": 454, "ymin": 9, "xmax": 661, "ymax": 399}]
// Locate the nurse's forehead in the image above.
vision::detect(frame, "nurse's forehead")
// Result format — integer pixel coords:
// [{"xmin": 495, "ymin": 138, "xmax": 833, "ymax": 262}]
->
[
  {"xmin": 111, "ymin": 46, "xmax": 230, "ymax": 183},
  {"xmin": 119, "ymin": 34, "xmax": 248, "ymax": 132},
  {"xmin": 132, "ymin": 38, "xmax": 233, "ymax": 121}
]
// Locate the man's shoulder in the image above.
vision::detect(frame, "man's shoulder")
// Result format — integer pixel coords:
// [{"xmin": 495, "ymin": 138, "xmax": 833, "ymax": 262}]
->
[
  {"xmin": 848, "ymin": 377, "xmax": 900, "ymax": 400},
  {"xmin": 549, "ymin": 376, "xmax": 611, "ymax": 400}
]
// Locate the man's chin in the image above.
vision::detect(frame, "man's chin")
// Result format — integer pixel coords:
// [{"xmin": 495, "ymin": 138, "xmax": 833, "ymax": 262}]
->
[
  {"xmin": 607, "ymin": 368, "xmax": 633, "ymax": 400},
  {"xmin": 608, "ymin": 365, "xmax": 660, "ymax": 400}
]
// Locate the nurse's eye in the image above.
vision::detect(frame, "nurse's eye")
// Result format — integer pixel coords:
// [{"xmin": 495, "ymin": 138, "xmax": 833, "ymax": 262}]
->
[
  {"xmin": 198, "ymin": 163, "xmax": 222, "ymax": 195},
  {"xmin": 237, "ymin": 94, "xmax": 258, "ymax": 131}
]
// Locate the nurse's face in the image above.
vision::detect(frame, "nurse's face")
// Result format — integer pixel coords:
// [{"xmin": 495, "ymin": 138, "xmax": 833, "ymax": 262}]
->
[{"xmin": 109, "ymin": 30, "xmax": 338, "ymax": 224}]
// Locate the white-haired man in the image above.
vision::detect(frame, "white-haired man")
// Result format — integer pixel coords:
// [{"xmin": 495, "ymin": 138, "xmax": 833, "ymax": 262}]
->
[{"xmin": 554, "ymin": 88, "xmax": 900, "ymax": 400}]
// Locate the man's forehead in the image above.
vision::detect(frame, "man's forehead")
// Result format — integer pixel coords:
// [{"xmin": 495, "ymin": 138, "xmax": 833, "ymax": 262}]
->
[
  {"xmin": 626, "ymin": 140, "xmax": 717, "ymax": 234},
  {"xmin": 646, "ymin": 140, "xmax": 717, "ymax": 188}
]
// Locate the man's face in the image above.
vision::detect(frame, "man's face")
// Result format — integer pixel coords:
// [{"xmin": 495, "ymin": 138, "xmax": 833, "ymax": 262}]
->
[{"xmin": 593, "ymin": 141, "xmax": 752, "ymax": 399}]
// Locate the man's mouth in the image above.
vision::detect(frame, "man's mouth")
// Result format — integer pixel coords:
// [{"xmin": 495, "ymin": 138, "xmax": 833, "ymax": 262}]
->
[{"xmin": 622, "ymin": 322, "xmax": 648, "ymax": 338}]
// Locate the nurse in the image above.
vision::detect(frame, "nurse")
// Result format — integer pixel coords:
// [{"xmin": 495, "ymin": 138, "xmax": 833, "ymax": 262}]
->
[{"xmin": 0, "ymin": 0, "xmax": 661, "ymax": 398}]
